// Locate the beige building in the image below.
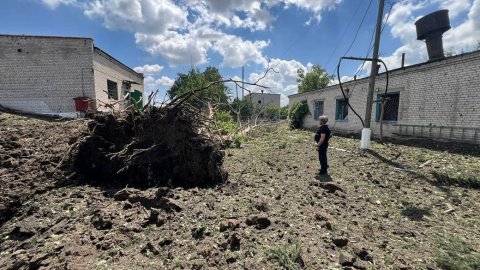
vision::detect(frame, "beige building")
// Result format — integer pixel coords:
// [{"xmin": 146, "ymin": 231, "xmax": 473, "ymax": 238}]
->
[{"xmin": 0, "ymin": 34, "xmax": 144, "ymax": 116}]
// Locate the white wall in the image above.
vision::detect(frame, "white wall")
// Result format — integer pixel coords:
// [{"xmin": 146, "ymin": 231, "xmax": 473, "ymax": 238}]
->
[
  {"xmin": 289, "ymin": 50, "xmax": 480, "ymax": 143},
  {"xmin": 0, "ymin": 35, "xmax": 95, "ymax": 114},
  {"xmin": 93, "ymin": 48, "xmax": 144, "ymax": 112}
]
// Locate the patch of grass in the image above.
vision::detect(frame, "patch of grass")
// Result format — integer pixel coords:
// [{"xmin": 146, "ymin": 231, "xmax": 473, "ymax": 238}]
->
[
  {"xmin": 416, "ymin": 152, "xmax": 433, "ymax": 162},
  {"xmin": 279, "ymin": 140, "xmax": 289, "ymax": 149},
  {"xmin": 263, "ymin": 157, "xmax": 279, "ymax": 167},
  {"xmin": 434, "ymin": 234, "xmax": 480, "ymax": 270},
  {"xmin": 432, "ymin": 171, "xmax": 480, "ymax": 189},
  {"xmin": 266, "ymin": 240, "xmax": 304, "ymax": 270}
]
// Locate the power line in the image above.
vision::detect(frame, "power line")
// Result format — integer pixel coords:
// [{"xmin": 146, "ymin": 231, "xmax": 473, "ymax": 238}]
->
[
  {"xmin": 323, "ymin": 0, "xmax": 364, "ymax": 69},
  {"xmin": 325, "ymin": 0, "xmax": 374, "ymax": 77},
  {"xmin": 278, "ymin": 0, "xmax": 339, "ymax": 59},
  {"xmin": 341, "ymin": 0, "xmax": 374, "ymax": 57},
  {"xmin": 342, "ymin": 0, "xmax": 395, "ymax": 97}
]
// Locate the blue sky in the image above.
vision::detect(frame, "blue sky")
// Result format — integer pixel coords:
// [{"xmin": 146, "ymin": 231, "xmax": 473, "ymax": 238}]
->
[{"xmin": 1, "ymin": 0, "xmax": 479, "ymax": 106}]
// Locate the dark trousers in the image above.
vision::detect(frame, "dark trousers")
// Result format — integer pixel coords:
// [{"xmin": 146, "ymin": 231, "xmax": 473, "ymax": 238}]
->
[{"xmin": 318, "ymin": 146, "xmax": 328, "ymax": 173}]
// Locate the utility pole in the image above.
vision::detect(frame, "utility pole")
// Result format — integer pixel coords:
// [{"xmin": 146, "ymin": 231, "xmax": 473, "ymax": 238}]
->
[
  {"xmin": 242, "ymin": 66, "xmax": 245, "ymax": 99},
  {"xmin": 361, "ymin": 0, "xmax": 385, "ymax": 149}
]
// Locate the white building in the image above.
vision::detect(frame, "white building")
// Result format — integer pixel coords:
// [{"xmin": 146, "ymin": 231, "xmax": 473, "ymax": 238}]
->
[
  {"xmin": 0, "ymin": 34, "xmax": 144, "ymax": 116},
  {"xmin": 246, "ymin": 92, "xmax": 281, "ymax": 119},
  {"xmin": 288, "ymin": 50, "xmax": 480, "ymax": 144}
]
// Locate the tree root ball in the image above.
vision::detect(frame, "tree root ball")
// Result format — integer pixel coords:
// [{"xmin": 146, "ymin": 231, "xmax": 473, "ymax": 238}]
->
[{"xmin": 69, "ymin": 106, "xmax": 228, "ymax": 188}]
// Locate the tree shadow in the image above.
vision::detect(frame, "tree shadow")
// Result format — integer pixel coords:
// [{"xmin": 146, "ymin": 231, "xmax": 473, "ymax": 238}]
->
[{"xmin": 401, "ymin": 205, "xmax": 432, "ymax": 221}]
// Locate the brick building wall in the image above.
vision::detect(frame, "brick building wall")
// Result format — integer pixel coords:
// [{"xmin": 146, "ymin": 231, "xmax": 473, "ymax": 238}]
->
[
  {"xmin": 0, "ymin": 35, "xmax": 96, "ymax": 114},
  {"xmin": 289, "ymin": 50, "xmax": 480, "ymax": 143},
  {"xmin": 93, "ymin": 48, "xmax": 144, "ymax": 112},
  {"xmin": 0, "ymin": 34, "xmax": 144, "ymax": 115},
  {"xmin": 248, "ymin": 92, "xmax": 281, "ymax": 110}
]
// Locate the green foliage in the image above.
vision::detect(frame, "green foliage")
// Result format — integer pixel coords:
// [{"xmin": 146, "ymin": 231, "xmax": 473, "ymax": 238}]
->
[
  {"xmin": 266, "ymin": 241, "xmax": 304, "ymax": 270},
  {"xmin": 264, "ymin": 104, "xmax": 280, "ymax": 120},
  {"xmin": 279, "ymin": 105, "xmax": 289, "ymax": 120},
  {"xmin": 213, "ymin": 111, "xmax": 237, "ymax": 135},
  {"xmin": 435, "ymin": 234, "xmax": 480, "ymax": 270},
  {"xmin": 232, "ymin": 133, "xmax": 246, "ymax": 148},
  {"xmin": 432, "ymin": 171, "xmax": 480, "ymax": 189},
  {"xmin": 289, "ymin": 100, "xmax": 309, "ymax": 128},
  {"xmin": 167, "ymin": 67, "xmax": 230, "ymax": 110},
  {"xmin": 297, "ymin": 64, "xmax": 334, "ymax": 93}
]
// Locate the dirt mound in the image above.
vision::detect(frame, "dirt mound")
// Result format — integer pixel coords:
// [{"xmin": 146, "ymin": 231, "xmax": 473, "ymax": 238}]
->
[{"xmin": 68, "ymin": 106, "xmax": 227, "ymax": 189}]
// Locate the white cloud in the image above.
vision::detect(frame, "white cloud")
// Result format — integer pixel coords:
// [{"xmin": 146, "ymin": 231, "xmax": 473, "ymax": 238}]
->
[
  {"xmin": 40, "ymin": 0, "xmax": 75, "ymax": 9},
  {"xmin": 280, "ymin": 93, "xmax": 289, "ymax": 106},
  {"xmin": 443, "ymin": 0, "xmax": 480, "ymax": 53},
  {"xmin": 246, "ymin": 58, "xmax": 306, "ymax": 93},
  {"xmin": 155, "ymin": 76, "xmax": 175, "ymax": 86},
  {"xmin": 283, "ymin": 84, "xmax": 298, "ymax": 93},
  {"xmin": 76, "ymin": 0, "xmax": 345, "ymax": 69},
  {"xmin": 212, "ymin": 35, "xmax": 270, "ymax": 68},
  {"xmin": 433, "ymin": 0, "xmax": 471, "ymax": 18},
  {"xmin": 83, "ymin": 0, "xmax": 188, "ymax": 34},
  {"xmin": 379, "ymin": 0, "xmax": 480, "ymax": 72},
  {"xmin": 133, "ymin": 64, "xmax": 164, "ymax": 75},
  {"xmin": 135, "ymin": 31, "xmax": 213, "ymax": 66}
]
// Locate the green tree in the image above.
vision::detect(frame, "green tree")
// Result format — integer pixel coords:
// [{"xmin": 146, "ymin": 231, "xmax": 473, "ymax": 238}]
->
[
  {"xmin": 297, "ymin": 64, "xmax": 334, "ymax": 93},
  {"xmin": 289, "ymin": 100, "xmax": 309, "ymax": 128},
  {"xmin": 264, "ymin": 104, "xmax": 280, "ymax": 120},
  {"xmin": 279, "ymin": 105, "xmax": 289, "ymax": 120},
  {"xmin": 167, "ymin": 67, "xmax": 230, "ymax": 110}
]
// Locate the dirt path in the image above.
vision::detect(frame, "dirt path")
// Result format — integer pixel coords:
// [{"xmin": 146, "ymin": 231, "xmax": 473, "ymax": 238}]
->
[{"xmin": 1, "ymin": 111, "xmax": 479, "ymax": 269}]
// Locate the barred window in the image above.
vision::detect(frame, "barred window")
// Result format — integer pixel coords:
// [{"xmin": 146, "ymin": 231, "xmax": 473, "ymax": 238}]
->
[
  {"xmin": 313, "ymin": 101, "xmax": 324, "ymax": 120},
  {"xmin": 376, "ymin": 92, "xmax": 400, "ymax": 122},
  {"xmin": 107, "ymin": 80, "xmax": 118, "ymax": 100},
  {"xmin": 335, "ymin": 98, "xmax": 348, "ymax": 121}
]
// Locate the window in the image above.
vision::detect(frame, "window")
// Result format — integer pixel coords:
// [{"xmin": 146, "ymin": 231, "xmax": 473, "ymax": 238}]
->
[
  {"xmin": 335, "ymin": 98, "xmax": 349, "ymax": 121},
  {"xmin": 107, "ymin": 80, "xmax": 118, "ymax": 100},
  {"xmin": 313, "ymin": 101, "xmax": 324, "ymax": 120},
  {"xmin": 376, "ymin": 92, "xmax": 400, "ymax": 122}
]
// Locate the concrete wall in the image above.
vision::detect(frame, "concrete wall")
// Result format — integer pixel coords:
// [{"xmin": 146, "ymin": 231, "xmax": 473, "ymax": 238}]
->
[
  {"xmin": 248, "ymin": 93, "xmax": 281, "ymax": 110},
  {"xmin": 0, "ymin": 35, "xmax": 95, "ymax": 114},
  {"xmin": 289, "ymin": 50, "xmax": 480, "ymax": 143},
  {"xmin": 93, "ymin": 48, "xmax": 144, "ymax": 112}
]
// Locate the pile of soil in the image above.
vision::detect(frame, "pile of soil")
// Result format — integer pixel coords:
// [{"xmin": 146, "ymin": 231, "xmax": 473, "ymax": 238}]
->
[{"xmin": 68, "ymin": 106, "xmax": 227, "ymax": 189}]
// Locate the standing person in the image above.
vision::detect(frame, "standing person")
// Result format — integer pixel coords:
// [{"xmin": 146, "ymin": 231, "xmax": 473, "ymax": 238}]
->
[{"xmin": 314, "ymin": 116, "xmax": 331, "ymax": 174}]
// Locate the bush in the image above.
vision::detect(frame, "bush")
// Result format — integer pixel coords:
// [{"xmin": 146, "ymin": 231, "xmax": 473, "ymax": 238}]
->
[
  {"xmin": 264, "ymin": 104, "xmax": 280, "ymax": 120},
  {"xmin": 279, "ymin": 105, "xmax": 289, "ymax": 120},
  {"xmin": 214, "ymin": 111, "xmax": 237, "ymax": 135},
  {"xmin": 266, "ymin": 241, "xmax": 304, "ymax": 270},
  {"xmin": 289, "ymin": 100, "xmax": 309, "ymax": 128}
]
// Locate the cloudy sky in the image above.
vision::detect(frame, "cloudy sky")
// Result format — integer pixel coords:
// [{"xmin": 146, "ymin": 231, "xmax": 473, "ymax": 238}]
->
[{"xmin": 2, "ymin": 0, "xmax": 479, "ymax": 106}]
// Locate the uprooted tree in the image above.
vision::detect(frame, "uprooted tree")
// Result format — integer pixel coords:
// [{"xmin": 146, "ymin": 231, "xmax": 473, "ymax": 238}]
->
[{"xmin": 65, "ymin": 67, "xmax": 274, "ymax": 189}]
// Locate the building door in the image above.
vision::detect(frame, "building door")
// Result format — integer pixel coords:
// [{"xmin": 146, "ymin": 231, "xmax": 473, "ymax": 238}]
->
[{"xmin": 131, "ymin": 90, "xmax": 143, "ymax": 109}]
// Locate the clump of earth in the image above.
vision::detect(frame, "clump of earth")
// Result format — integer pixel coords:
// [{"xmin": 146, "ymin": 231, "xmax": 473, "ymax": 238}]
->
[{"xmin": 67, "ymin": 106, "xmax": 227, "ymax": 189}]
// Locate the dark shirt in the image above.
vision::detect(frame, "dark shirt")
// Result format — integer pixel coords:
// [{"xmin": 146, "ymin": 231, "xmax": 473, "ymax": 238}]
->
[{"xmin": 315, "ymin": 125, "xmax": 331, "ymax": 147}]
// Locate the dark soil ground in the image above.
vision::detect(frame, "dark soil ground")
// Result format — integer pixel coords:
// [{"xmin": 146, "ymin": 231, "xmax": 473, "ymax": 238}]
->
[{"xmin": 1, "ymin": 110, "xmax": 479, "ymax": 270}]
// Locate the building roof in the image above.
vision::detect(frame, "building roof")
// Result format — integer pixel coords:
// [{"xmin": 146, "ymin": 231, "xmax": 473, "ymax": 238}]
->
[
  {"xmin": 289, "ymin": 49, "xmax": 480, "ymax": 98},
  {"xmin": 94, "ymin": 47, "xmax": 144, "ymax": 80},
  {"xmin": 0, "ymin": 34, "xmax": 93, "ymax": 40}
]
